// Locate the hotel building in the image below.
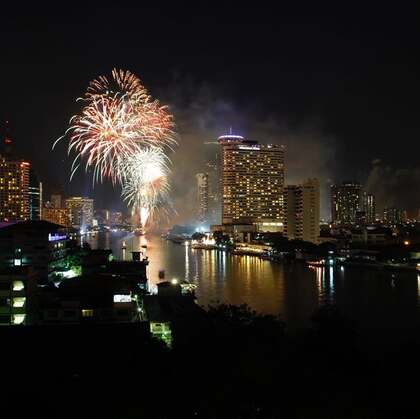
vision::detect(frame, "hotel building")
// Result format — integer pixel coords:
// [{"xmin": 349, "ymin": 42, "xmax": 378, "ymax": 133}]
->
[{"xmin": 219, "ymin": 134, "xmax": 284, "ymax": 231}]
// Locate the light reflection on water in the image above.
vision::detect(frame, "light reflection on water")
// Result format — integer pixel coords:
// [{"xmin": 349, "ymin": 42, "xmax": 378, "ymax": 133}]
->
[{"xmin": 84, "ymin": 232, "xmax": 420, "ymax": 329}]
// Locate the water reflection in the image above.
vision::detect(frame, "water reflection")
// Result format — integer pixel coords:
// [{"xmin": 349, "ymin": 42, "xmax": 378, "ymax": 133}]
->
[{"xmin": 83, "ymin": 232, "xmax": 420, "ymax": 329}]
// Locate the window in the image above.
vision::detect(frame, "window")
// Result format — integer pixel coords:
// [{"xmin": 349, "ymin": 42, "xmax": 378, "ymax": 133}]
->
[
  {"xmin": 12, "ymin": 281, "xmax": 24, "ymax": 291},
  {"xmin": 82, "ymin": 309, "xmax": 93, "ymax": 318},
  {"xmin": 0, "ymin": 315, "xmax": 10, "ymax": 324},
  {"xmin": 13, "ymin": 297, "xmax": 26, "ymax": 308},
  {"xmin": 63, "ymin": 310, "xmax": 76, "ymax": 318},
  {"xmin": 12, "ymin": 314, "xmax": 25, "ymax": 325}
]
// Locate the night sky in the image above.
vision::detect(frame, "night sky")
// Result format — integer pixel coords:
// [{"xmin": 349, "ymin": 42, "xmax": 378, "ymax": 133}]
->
[{"xmin": 1, "ymin": 3, "xmax": 419, "ymax": 220}]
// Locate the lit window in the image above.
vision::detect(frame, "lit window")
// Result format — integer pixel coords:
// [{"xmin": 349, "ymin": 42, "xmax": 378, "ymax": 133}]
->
[
  {"xmin": 82, "ymin": 309, "xmax": 94, "ymax": 317},
  {"xmin": 14, "ymin": 259, "xmax": 21, "ymax": 266},
  {"xmin": 12, "ymin": 281, "xmax": 24, "ymax": 291},
  {"xmin": 12, "ymin": 314, "xmax": 25, "ymax": 325},
  {"xmin": 13, "ymin": 297, "xmax": 26, "ymax": 308}
]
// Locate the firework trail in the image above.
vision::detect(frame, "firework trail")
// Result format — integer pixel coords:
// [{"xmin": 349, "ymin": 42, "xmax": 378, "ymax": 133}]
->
[
  {"xmin": 120, "ymin": 148, "xmax": 170, "ymax": 226},
  {"xmin": 54, "ymin": 69, "xmax": 176, "ymax": 228}
]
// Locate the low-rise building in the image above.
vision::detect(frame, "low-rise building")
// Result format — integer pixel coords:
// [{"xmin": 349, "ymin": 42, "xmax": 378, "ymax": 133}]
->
[
  {"xmin": 351, "ymin": 227, "xmax": 390, "ymax": 245},
  {"xmin": 39, "ymin": 274, "xmax": 142, "ymax": 324},
  {"xmin": 0, "ymin": 220, "xmax": 70, "ymax": 281},
  {"xmin": 0, "ymin": 266, "xmax": 37, "ymax": 325}
]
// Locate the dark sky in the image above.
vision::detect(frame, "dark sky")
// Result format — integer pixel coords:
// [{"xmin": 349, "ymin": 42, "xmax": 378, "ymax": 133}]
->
[{"xmin": 1, "ymin": 3, "xmax": 419, "ymax": 219}]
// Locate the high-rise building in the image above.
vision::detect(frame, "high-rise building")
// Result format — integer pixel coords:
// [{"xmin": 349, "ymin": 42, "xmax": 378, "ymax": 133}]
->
[
  {"xmin": 220, "ymin": 134, "xmax": 285, "ymax": 227},
  {"xmin": 362, "ymin": 192, "xmax": 375, "ymax": 224},
  {"xmin": 42, "ymin": 207, "xmax": 71, "ymax": 227},
  {"xmin": 109, "ymin": 211, "xmax": 123, "ymax": 225},
  {"xmin": 383, "ymin": 207, "xmax": 402, "ymax": 225},
  {"xmin": 0, "ymin": 155, "xmax": 30, "ymax": 222},
  {"xmin": 28, "ymin": 168, "xmax": 42, "ymax": 220},
  {"xmin": 196, "ymin": 173, "xmax": 209, "ymax": 223},
  {"xmin": 50, "ymin": 193, "xmax": 62, "ymax": 209},
  {"xmin": 204, "ymin": 140, "xmax": 221, "ymax": 224},
  {"xmin": 65, "ymin": 197, "xmax": 94, "ymax": 229},
  {"xmin": 331, "ymin": 182, "xmax": 362, "ymax": 225},
  {"xmin": 283, "ymin": 179, "xmax": 320, "ymax": 243}
]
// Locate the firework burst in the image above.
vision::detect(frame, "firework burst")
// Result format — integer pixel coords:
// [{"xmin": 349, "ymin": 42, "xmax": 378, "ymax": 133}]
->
[
  {"xmin": 120, "ymin": 147, "xmax": 171, "ymax": 226},
  {"xmin": 54, "ymin": 68, "xmax": 176, "ymax": 184}
]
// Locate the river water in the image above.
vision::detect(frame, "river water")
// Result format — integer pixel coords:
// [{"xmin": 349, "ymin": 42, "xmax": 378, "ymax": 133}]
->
[{"xmin": 83, "ymin": 231, "xmax": 420, "ymax": 331}]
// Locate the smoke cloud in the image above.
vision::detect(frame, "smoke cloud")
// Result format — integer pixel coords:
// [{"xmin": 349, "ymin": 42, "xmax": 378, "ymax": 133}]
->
[
  {"xmin": 161, "ymin": 79, "xmax": 337, "ymax": 224},
  {"xmin": 365, "ymin": 159, "xmax": 420, "ymax": 216}
]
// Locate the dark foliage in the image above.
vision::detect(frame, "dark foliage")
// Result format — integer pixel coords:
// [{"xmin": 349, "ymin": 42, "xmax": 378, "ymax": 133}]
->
[{"xmin": 2, "ymin": 304, "xmax": 420, "ymax": 418}]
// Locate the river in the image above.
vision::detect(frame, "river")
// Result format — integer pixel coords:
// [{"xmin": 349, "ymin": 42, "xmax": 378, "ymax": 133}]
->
[{"xmin": 83, "ymin": 231, "xmax": 420, "ymax": 331}]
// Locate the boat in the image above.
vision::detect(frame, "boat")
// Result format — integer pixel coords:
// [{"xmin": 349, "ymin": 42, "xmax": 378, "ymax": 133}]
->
[{"xmin": 191, "ymin": 243, "xmax": 216, "ymax": 250}]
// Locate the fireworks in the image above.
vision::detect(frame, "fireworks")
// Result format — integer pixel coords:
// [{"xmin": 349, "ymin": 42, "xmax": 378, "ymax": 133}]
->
[
  {"xmin": 54, "ymin": 68, "xmax": 176, "ymax": 228},
  {"xmin": 120, "ymin": 148, "xmax": 170, "ymax": 226}
]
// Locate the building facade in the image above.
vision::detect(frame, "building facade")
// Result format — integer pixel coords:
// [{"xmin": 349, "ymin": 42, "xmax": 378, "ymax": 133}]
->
[
  {"xmin": 65, "ymin": 197, "xmax": 94, "ymax": 229},
  {"xmin": 50, "ymin": 193, "xmax": 62, "ymax": 209},
  {"xmin": 383, "ymin": 207, "xmax": 403, "ymax": 225},
  {"xmin": 0, "ymin": 266, "xmax": 37, "ymax": 325},
  {"xmin": 331, "ymin": 182, "xmax": 362, "ymax": 225},
  {"xmin": 220, "ymin": 135, "xmax": 285, "ymax": 226},
  {"xmin": 283, "ymin": 178, "xmax": 320, "ymax": 243},
  {"xmin": 42, "ymin": 207, "xmax": 71, "ymax": 227},
  {"xmin": 0, "ymin": 155, "xmax": 30, "ymax": 222},
  {"xmin": 29, "ymin": 168, "xmax": 42, "ymax": 220},
  {"xmin": 196, "ymin": 172, "xmax": 209, "ymax": 223},
  {"xmin": 362, "ymin": 192, "xmax": 375, "ymax": 224},
  {"xmin": 204, "ymin": 140, "xmax": 222, "ymax": 224},
  {"xmin": 0, "ymin": 220, "xmax": 69, "ymax": 281}
]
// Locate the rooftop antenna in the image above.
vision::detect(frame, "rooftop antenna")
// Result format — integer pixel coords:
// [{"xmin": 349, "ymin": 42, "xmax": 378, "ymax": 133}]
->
[{"xmin": 3, "ymin": 119, "xmax": 13, "ymax": 157}]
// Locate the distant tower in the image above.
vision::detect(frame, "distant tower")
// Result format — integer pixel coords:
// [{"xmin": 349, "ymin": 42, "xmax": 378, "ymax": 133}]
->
[
  {"xmin": 65, "ymin": 197, "xmax": 94, "ymax": 229},
  {"xmin": 196, "ymin": 173, "xmax": 209, "ymax": 223},
  {"xmin": 0, "ymin": 158, "xmax": 30, "ymax": 222},
  {"xmin": 29, "ymin": 168, "xmax": 42, "ymax": 220},
  {"xmin": 284, "ymin": 179, "xmax": 320, "ymax": 244},
  {"xmin": 362, "ymin": 192, "xmax": 376, "ymax": 224},
  {"xmin": 331, "ymin": 182, "xmax": 362, "ymax": 225}
]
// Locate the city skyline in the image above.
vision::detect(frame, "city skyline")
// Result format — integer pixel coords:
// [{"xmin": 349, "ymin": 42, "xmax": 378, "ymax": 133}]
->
[{"xmin": 1, "ymin": 4, "xmax": 419, "ymax": 222}]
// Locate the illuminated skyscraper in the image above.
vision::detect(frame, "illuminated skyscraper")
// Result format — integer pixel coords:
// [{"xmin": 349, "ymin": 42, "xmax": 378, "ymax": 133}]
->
[
  {"xmin": 65, "ymin": 197, "xmax": 94, "ymax": 229},
  {"xmin": 383, "ymin": 207, "xmax": 402, "ymax": 225},
  {"xmin": 0, "ymin": 155, "xmax": 30, "ymax": 222},
  {"xmin": 284, "ymin": 178, "xmax": 320, "ymax": 243},
  {"xmin": 28, "ymin": 168, "xmax": 42, "ymax": 221},
  {"xmin": 220, "ymin": 134, "xmax": 285, "ymax": 228},
  {"xmin": 331, "ymin": 182, "xmax": 362, "ymax": 225},
  {"xmin": 196, "ymin": 173, "xmax": 209, "ymax": 223},
  {"xmin": 42, "ymin": 207, "xmax": 71, "ymax": 227},
  {"xmin": 204, "ymin": 140, "xmax": 221, "ymax": 223},
  {"xmin": 362, "ymin": 192, "xmax": 376, "ymax": 224}
]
